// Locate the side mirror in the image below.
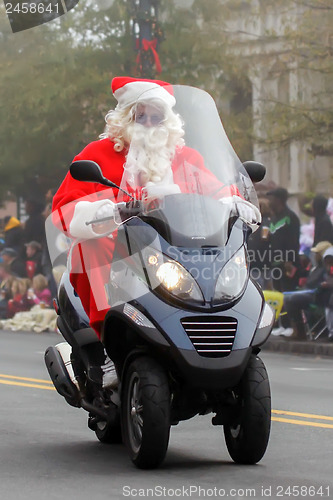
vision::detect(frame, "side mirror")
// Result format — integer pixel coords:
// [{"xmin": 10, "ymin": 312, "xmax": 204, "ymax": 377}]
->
[
  {"xmin": 243, "ymin": 161, "xmax": 266, "ymax": 183},
  {"xmin": 69, "ymin": 160, "xmax": 135, "ymax": 200},
  {"xmin": 70, "ymin": 160, "xmax": 115, "ymax": 187}
]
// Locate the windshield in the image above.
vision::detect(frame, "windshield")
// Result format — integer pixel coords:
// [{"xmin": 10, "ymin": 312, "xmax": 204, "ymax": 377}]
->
[
  {"xmin": 116, "ymin": 85, "xmax": 258, "ymax": 244},
  {"xmin": 118, "ymin": 85, "xmax": 258, "ymax": 202},
  {"xmin": 46, "ymin": 84, "xmax": 259, "ymax": 271},
  {"xmin": 46, "ymin": 84, "xmax": 258, "ymax": 310}
]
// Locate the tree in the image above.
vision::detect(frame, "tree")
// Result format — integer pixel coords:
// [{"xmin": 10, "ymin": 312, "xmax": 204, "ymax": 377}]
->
[
  {"xmin": 0, "ymin": 0, "xmax": 331, "ymax": 201},
  {"xmin": 0, "ymin": 0, "xmax": 133, "ymax": 201},
  {"xmin": 239, "ymin": 0, "xmax": 333, "ymax": 159},
  {"xmin": 159, "ymin": 0, "xmax": 254, "ymax": 161},
  {"xmin": 160, "ymin": 0, "xmax": 332, "ymax": 189}
]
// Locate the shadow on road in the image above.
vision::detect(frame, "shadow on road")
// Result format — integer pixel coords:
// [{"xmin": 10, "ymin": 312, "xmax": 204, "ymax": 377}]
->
[{"xmin": 16, "ymin": 439, "xmax": 262, "ymax": 474}]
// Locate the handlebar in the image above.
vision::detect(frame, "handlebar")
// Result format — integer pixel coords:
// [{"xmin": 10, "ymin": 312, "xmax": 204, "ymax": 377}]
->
[
  {"xmin": 85, "ymin": 200, "xmax": 143, "ymax": 226},
  {"xmin": 117, "ymin": 200, "xmax": 143, "ymax": 219}
]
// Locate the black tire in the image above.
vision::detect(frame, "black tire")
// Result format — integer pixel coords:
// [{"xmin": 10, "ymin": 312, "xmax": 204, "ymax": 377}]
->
[
  {"xmin": 95, "ymin": 419, "xmax": 122, "ymax": 444},
  {"xmin": 224, "ymin": 354, "xmax": 271, "ymax": 464},
  {"xmin": 121, "ymin": 356, "xmax": 170, "ymax": 469}
]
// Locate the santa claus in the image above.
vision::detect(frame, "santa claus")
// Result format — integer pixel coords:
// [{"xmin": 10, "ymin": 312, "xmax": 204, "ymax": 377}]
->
[
  {"xmin": 52, "ymin": 79, "xmax": 186, "ymax": 343},
  {"xmin": 52, "ymin": 76, "xmax": 260, "ymax": 386}
]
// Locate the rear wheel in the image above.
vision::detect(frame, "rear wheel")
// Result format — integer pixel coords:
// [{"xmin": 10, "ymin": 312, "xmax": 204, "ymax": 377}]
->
[
  {"xmin": 121, "ymin": 356, "xmax": 170, "ymax": 469},
  {"xmin": 224, "ymin": 354, "xmax": 271, "ymax": 464},
  {"xmin": 95, "ymin": 419, "xmax": 122, "ymax": 444}
]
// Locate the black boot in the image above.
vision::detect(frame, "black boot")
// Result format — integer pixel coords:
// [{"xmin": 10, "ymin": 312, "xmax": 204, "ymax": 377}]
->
[{"xmin": 81, "ymin": 343, "xmax": 118, "ymax": 389}]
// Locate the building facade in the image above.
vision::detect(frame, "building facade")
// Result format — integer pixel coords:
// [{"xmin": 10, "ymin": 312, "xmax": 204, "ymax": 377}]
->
[{"xmin": 220, "ymin": 0, "xmax": 332, "ymax": 196}]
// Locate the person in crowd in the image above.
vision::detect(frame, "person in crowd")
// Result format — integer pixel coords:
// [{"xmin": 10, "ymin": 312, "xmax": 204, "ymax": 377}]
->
[
  {"xmin": 23, "ymin": 198, "xmax": 46, "ymax": 246},
  {"xmin": 279, "ymin": 240, "xmax": 332, "ymax": 339},
  {"xmin": 320, "ymin": 247, "xmax": 333, "ymax": 342},
  {"xmin": 26, "ymin": 274, "xmax": 52, "ymax": 308},
  {"xmin": 25, "ymin": 240, "xmax": 43, "ymax": 279},
  {"xmin": 0, "ymin": 262, "xmax": 15, "ymax": 319},
  {"xmin": 45, "ymin": 188, "xmax": 57, "ymax": 207},
  {"xmin": 267, "ymin": 187, "xmax": 300, "ymax": 292},
  {"xmin": 41, "ymin": 194, "xmax": 58, "ymax": 298},
  {"xmin": 1, "ymin": 216, "xmax": 24, "ymax": 255},
  {"xmin": 297, "ymin": 253, "xmax": 312, "ymax": 288},
  {"xmin": 52, "ymin": 76, "xmax": 261, "ymax": 388},
  {"xmin": 7, "ymin": 277, "xmax": 32, "ymax": 318},
  {"xmin": 248, "ymin": 197, "xmax": 273, "ymax": 288},
  {"xmin": 312, "ymin": 195, "xmax": 333, "ymax": 246},
  {"xmin": 0, "ymin": 247, "xmax": 26, "ymax": 278}
]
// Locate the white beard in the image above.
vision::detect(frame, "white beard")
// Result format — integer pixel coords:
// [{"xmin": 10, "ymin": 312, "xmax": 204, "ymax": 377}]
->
[{"xmin": 123, "ymin": 123, "xmax": 176, "ymax": 187}]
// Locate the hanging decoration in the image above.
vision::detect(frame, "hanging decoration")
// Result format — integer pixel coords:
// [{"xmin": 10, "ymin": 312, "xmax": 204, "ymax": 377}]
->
[{"xmin": 128, "ymin": 0, "xmax": 164, "ymax": 79}]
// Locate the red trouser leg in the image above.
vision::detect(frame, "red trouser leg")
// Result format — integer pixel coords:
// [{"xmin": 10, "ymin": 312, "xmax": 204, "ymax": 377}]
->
[
  {"xmin": 69, "ymin": 238, "xmax": 115, "ymax": 339},
  {"xmin": 70, "ymin": 271, "xmax": 109, "ymax": 339}
]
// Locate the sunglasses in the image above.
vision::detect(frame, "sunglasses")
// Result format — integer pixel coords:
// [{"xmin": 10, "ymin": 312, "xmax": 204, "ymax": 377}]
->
[{"xmin": 135, "ymin": 110, "xmax": 165, "ymax": 126}]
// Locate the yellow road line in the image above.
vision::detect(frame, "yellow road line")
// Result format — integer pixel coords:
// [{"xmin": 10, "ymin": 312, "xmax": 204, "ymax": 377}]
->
[
  {"xmin": 272, "ymin": 416, "xmax": 333, "ymax": 429},
  {"xmin": 0, "ymin": 380, "xmax": 55, "ymax": 390},
  {"xmin": 0, "ymin": 374, "xmax": 53, "ymax": 384},
  {"xmin": 272, "ymin": 409, "xmax": 333, "ymax": 422},
  {"xmin": 0, "ymin": 374, "xmax": 332, "ymax": 429}
]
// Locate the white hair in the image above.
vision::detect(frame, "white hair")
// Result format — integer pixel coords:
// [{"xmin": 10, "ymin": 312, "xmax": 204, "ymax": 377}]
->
[
  {"xmin": 100, "ymin": 100, "xmax": 185, "ymax": 153},
  {"xmin": 99, "ymin": 106, "xmax": 133, "ymax": 152}
]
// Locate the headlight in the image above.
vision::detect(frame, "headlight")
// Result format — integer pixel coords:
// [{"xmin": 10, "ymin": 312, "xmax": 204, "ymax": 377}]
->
[
  {"xmin": 156, "ymin": 262, "xmax": 184, "ymax": 290},
  {"xmin": 214, "ymin": 247, "xmax": 248, "ymax": 302},
  {"xmin": 142, "ymin": 247, "xmax": 204, "ymax": 303}
]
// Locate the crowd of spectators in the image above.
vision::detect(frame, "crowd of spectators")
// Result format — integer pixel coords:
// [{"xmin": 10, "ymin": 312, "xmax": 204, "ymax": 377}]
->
[
  {"xmin": 249, "ymin": 189, "xmax": 333, "ymax": 342},
  {"xmin": 1, "ymin": 186, "xmax": 333, "ymax": 342},
  {"xmin": 0, "ymin": 194, "xmax": 57, "ymax": 322}
]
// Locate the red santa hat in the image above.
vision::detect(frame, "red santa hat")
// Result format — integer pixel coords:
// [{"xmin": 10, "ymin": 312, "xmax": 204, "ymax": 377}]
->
[{"xmin": 111, "ymin": 76, "xmax": 176, "ymax": 110}]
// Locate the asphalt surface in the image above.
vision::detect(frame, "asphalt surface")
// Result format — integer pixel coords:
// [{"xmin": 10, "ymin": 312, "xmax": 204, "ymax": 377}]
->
[{"xmin": 0, "ymin": 330, "xmax": 332, "ymax": 500}]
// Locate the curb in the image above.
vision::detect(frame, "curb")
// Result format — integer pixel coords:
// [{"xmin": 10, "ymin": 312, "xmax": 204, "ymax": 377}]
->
[{"xmin": 261, "ymin": 337, "xmax": 333, "ymax": 358}]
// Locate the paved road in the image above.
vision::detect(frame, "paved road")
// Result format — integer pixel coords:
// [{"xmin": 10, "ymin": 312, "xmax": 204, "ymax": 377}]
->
[{"xmin": 0, "ymin": 330, "xmax": 332, "ymax": 500}]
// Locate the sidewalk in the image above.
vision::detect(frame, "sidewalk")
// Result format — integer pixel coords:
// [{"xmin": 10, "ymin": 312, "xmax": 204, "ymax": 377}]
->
[{"xmin": 262, "ymin": 335, "xmax": 333, "ymax": 358}]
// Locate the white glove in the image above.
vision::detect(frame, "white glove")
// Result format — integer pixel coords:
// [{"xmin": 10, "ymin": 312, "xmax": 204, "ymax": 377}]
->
[
  {"xmin": 69, "ymin": 200, "xmax": 115, "ymax": 239},
  {"xmin": 142, "ymin": 182, "xmax": 181, "ymax": 202},
  {"xmin": 93, "ymin": 202, "xmax": 115, "ymax": 221},
  {"xmin": 219, "ymin": 195, "xmax": 262, "ymax": 231}
]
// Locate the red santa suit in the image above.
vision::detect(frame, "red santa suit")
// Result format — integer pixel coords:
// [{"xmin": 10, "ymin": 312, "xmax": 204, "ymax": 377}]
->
[{"xmin": 52, "ymin": 137, "xmax": 239, "ymax": 337}]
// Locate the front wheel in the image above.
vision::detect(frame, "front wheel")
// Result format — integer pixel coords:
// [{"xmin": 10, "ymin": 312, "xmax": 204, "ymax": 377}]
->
[
  {"xmin": 121, "ymin": 356, "xmax": 170, "ymax": 469},
  {"xmin": 224, "ymin": 354, "xmax": 271, "ymax": 464}
]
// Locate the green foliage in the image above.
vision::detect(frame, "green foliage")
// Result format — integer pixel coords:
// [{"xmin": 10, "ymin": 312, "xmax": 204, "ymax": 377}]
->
[
  {"xmin": 161, "ymin": 0, "xmax": 333, "ymax": 161},
  {"xmin": 0, "ymin": 0, "xmax": 257, "ymax": 205},
  {"xmin": 0, "ymin": 0, "xmax": 132, "ymax": 201},
  {"xmin": 0, "ymin": 0, "xmax": 331, "ymax": 202},
  {"xmin": 247, "ymin": 0, "xmax": 333, "ymax": 155},
  {"xmin": 160, "ymin": 1, "xmax": 254, "ymax": 160}
]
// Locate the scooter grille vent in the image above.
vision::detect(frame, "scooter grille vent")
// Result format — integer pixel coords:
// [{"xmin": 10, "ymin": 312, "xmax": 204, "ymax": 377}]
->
[{"xmin": 181, "ymin": 316, "xmax": 238, "ymax": 358}]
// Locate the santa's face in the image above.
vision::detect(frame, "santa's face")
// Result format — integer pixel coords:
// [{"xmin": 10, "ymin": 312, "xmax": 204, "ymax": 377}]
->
[
  {"xmin": 134, "ymin": 103, "xmax": 165, "ymax": 128},
  {"xmin": 112, "ymin": 100, "xmax": 184, "ymax": 188}
]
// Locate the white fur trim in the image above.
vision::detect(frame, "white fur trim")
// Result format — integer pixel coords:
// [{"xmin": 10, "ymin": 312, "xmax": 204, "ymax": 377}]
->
[
  {"xmin": 114, "ymin": 81, "xmax": 176, "ymax": 110},
  {"xmin": 69, "ymin": 200, "xmax": 115, "ymax": 239},
  {"xmin": 143, "ymin": 182, "xmax": 181, "ymax": 202}
]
